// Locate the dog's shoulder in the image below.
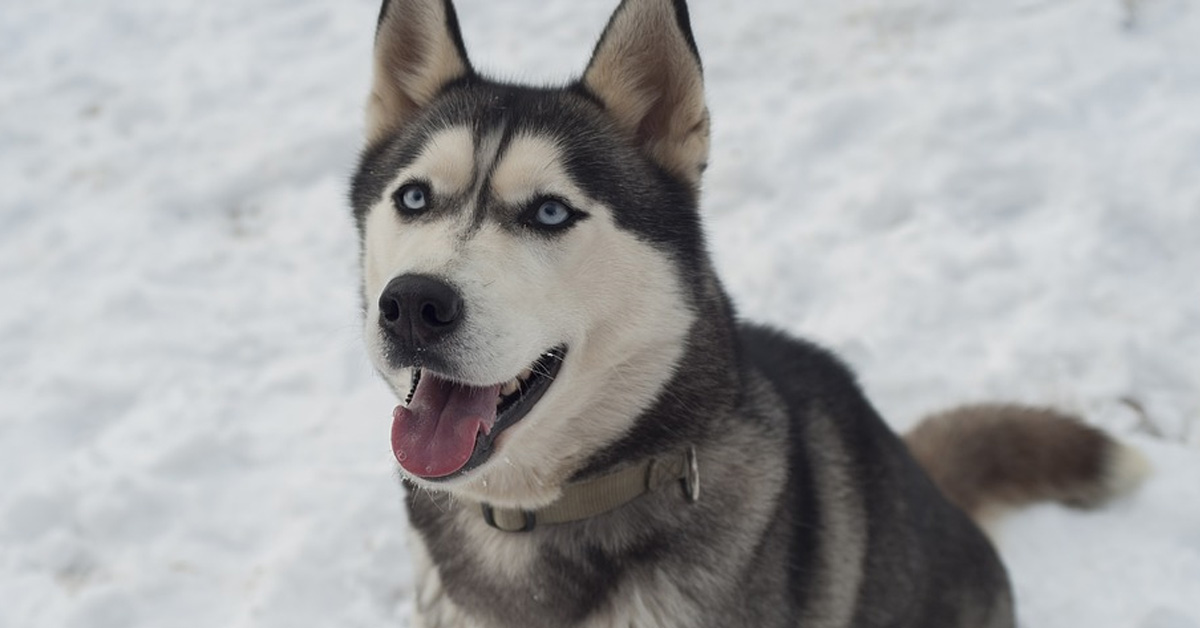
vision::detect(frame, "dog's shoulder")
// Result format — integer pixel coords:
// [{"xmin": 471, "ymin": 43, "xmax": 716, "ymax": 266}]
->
[
  {"xmin": 738, "ymin": 324, "xmax": 856, "ymax": 391},
  {"xmin": 736, "ymin": 322, "xmax": 873, "ymax": 429}
]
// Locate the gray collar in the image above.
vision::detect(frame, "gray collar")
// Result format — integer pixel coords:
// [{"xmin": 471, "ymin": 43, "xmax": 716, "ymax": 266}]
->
[{"xmin": 480, "ymin": 447, "xmax": 700, "ymax": 533}]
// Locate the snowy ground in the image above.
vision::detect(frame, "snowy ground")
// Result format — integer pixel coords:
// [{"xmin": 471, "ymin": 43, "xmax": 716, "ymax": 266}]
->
[{"xmin": 2, "ymin": 0, "xmax": 1198, "ymax": 626}]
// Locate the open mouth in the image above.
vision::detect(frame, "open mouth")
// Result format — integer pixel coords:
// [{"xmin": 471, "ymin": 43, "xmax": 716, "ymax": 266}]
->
[{"xmin": 390, "ymin": 346, "xmax": 567, "ymax": 480}]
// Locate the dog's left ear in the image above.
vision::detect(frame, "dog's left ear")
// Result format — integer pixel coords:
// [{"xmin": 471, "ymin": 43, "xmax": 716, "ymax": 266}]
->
[
  {"xmin": 366, "ymin": 0, "xmax": 473, "ymax": 144},
  {"xmin": 582, "ymin": 0, "xmax": 709, "ymax": 191}
]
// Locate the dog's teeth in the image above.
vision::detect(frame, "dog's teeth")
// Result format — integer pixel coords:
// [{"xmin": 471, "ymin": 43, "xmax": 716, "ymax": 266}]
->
[
  {"xmin": 519, "ymin": 368, "xmax": 533, "ymax": 381},
  {"xmin": 500, "ymin": 378, "xmax": 520, "ymax": 396},
  {"xmin": 404, "ymin": 368, "xmax": 421, "ymax": 405}
]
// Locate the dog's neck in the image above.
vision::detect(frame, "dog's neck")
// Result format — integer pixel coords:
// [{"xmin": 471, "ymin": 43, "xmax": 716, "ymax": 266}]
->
[
  {"xmin": 478, "ymin": 446, "xmax": 700, "ymax": 532},
  {"xmin": 574, "ymin": 280, "xmax": 741, "ymax": 479}
]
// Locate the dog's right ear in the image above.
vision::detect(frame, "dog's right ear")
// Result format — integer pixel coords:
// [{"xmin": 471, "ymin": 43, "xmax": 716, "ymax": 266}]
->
[{"xmin": 366, "ymin": 0, "xmax": 473, "ymax": 144}]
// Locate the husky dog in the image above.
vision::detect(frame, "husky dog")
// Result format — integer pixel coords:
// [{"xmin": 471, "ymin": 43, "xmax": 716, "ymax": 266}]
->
[{"xmin": 350, "ymin": 1, "xmax": 1146, "ymax": 626}]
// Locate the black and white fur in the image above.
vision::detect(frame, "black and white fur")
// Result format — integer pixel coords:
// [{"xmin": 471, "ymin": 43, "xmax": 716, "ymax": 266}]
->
[{"xmin": 350, "ymin": 1, "xmax": 1145, "ymax": 626}]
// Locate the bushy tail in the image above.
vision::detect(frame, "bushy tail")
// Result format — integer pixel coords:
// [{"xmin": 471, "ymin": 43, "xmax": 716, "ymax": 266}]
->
[{"xmin": 904, "ymin": 404, "xmax": 1148, "ymax": 522}]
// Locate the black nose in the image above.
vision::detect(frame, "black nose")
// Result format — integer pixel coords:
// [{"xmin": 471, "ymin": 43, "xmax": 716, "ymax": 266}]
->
[{"xmin": 378, "ymin": 274, "xmax": 464, "ymax": 348}]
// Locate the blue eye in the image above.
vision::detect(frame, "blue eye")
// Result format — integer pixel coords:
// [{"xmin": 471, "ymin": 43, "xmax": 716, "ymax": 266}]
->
[
  {"xmin": 521, "ymin": 197, "xmax": 586, "ymax": 233},
  {"xmin": 394, "ymin": 183, "xmax": 429, "ymax": 215},
  {"xmin": 534, "ymin": 200, "xmax": 571, "ymax": 226}
]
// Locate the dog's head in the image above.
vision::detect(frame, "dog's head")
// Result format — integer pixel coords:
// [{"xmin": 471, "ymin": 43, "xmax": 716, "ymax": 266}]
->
[{"xmin": 351, "ymin": 0, "xmax": 712, "ymax": 507}]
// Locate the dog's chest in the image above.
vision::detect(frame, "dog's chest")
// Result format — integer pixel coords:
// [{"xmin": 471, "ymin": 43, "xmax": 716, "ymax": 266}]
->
[
  {"xmin": 408, "ymin": 526, "xmax": 702, "ymax": 628},
  {"xmin": 412, "ymin": 568, "xmax": 700, "ymax": 628}
]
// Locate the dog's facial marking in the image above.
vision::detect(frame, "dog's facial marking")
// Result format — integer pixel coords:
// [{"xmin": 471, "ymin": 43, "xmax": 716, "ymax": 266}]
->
[
  {"xmin": 490, "ymin": 134, "xmax": 568, "ymax": 207},
  {"xmin": 490, "ymin": 133, "xmax": 591, "ymax": 236},
  {"xmin": 362, "ymin": 126, "xmax": 475, "ymax": 322},
  {"xmin": 411, "ymin": 126, "xmax": 477, "ymax": 198},
  {"xmin": 361, "ymin": 118, "xmax": 697, "ymax": 505}
]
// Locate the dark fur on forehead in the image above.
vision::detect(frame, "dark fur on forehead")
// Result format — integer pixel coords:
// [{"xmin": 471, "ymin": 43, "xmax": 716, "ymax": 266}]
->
[{"xmin": 350, "ymin": 77, "xmax": 711, "ymax": 288}]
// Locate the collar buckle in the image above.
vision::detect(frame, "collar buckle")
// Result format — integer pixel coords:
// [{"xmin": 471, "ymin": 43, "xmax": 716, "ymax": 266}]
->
[
  {"xmin": 682, "ymin": 446, "xmax": 701, "ymax": 503},
  {"xmin": 481, "ymin": 503, "xmax": 537, "ymax": 532}
]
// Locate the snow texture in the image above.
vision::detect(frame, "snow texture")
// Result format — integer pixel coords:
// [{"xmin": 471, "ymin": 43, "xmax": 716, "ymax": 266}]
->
[{"xmin": 1, "ymin": 0, "xmax": 1197, "ymax": 626}]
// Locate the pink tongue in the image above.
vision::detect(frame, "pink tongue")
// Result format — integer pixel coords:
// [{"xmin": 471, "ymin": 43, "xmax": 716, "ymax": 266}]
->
[{"xmin": 391, "ymin": 374, "xmax": 501, "ymax": 478}]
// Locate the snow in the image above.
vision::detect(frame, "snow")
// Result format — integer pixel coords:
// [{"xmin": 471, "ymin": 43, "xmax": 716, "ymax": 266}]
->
[{"xmin": 1, "ymin": 0, "xmax": 1197, "ymax": 626}]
